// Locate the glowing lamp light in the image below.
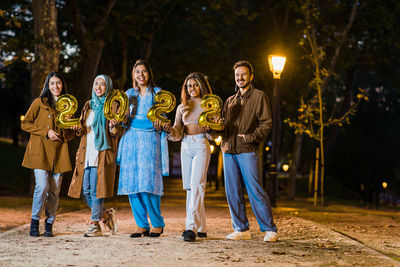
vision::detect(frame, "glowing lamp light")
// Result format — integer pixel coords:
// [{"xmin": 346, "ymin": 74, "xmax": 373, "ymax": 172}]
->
[
  {"xmin": 214, "ymin": 136, "xmax": 222, "ymax": 146},
  {"xmin": 20, "ymin": 115, "xmax": 25, "ymax": 121},
  {"xmin": 265, "ymin": 146, "xmax": 270, "ymax": 151},
  {"xmin": 382, "ymin": 182, "xmax": 388, "ymax": 189},
  {"xmin": 210, "ymin": 145, "xmax": 215, "ymax": 154},
  {"xmin": 282, "ymin": 164, "xmax": 289, "ymax": 172},
  {"xmin": 268, "ymin": 55, "xmax": 286, "ymax": 79}
]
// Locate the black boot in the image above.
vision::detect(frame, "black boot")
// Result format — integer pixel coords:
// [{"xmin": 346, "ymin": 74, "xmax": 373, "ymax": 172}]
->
[
  {"xmin": 43, "ymin": 220, "xmax": 53, "ymax": 237},
  {"xmin": 29, "ymin": 219, "xmax": 39, "ymax": 237}
]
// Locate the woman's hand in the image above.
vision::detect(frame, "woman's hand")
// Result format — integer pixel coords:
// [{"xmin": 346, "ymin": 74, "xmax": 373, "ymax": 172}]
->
[
  {"xmin": 153, "ymin": 120, "xmax": 163, "ymax": 131},
  {"xmin": 200, "ymin": 125, "xmax": 211, "ymax": 133},
  {"xmin": 212, "ymin": 115, "xmax": 223, "ymax": 124},
  {"xmin": 71, "ymin": 125, "xmax": 82, "ymax": 132},
  {"xmin": 163, "ymin": 122, "xmax": 172, "ymax": 134},
  {"xmin": 48, "ymin": 129, "xmax": 62, "ymax": 141},
  {"xmin": 109, "ymin": 119, "xmax": 119, "ymax": 127}
]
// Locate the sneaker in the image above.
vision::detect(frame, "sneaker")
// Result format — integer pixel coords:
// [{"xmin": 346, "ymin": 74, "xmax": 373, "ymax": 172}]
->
[
  {"xmin": 102, "ymin": 208, "xmax": 118, "ymax": 235},
  {"xmin": 263, "ymin": 231, "xmax": 277, "ymax": 242},
  {"xmin": 84, "ymin": 223, "xmax": 102, "ymax": 237},
  {"xmin": 183, "ymin": 230, "xmax": 196, "ymax": 242},
  {"xmin": 226, "ymin": 230, "xmax": 251, "ymax": 240}
]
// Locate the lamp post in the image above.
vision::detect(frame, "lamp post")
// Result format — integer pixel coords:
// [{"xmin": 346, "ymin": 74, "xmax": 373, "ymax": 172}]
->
[{"xmin": 267, "ymin": 55, "xmax": 286, "ymax": 207}]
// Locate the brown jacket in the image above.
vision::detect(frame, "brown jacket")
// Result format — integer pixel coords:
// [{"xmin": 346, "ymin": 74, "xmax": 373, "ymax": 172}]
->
[
  {"xmin": 68, "ymin": 101, "xmax": 122, "ymax": 199},
  {"xmin": 21, "ymin": 98, "xmax": 73, "ymax": 173},
  {"xmin": 221, "ymin": 86, "xmax": 272, "ymax": 154}
]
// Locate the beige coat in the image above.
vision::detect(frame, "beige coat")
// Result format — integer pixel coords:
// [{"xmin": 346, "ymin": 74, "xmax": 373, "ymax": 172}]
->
[
  {"xmin": 68, "ymin": 101, "xmax": 122, "ymax": 199},
  {"xmin": 21, "ymin": 98, "xmax": 73, "ymax": 173}
]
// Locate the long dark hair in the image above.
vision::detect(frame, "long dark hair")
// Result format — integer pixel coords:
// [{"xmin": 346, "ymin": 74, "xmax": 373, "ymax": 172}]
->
[
  {"xmin": 131, "ymin": 59, "xmax": 156, "ymax": 95},
  {"xmin": 181, "ymin": 72, "xmax": 212, "ymax": 105},
  {"xmin": 39, "ymin": 71, "xmax": 68, "ymax": 108}
]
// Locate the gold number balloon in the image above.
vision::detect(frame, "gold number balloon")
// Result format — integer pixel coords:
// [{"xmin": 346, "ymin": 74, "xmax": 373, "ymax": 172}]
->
[
  {"xmin": 104, "ymin": 89, "xmax": 129, "ymax": 122},
  {"xmin": 198, "ymin": 94, "xmax": 224, "ymax": 131},
  {"xmin": 55, "ymin": 94, "xmax": 81, "ymax": 129},
  {"xmin": 147, "ymin": 90, "xmax": 176, "ymax": 124}
]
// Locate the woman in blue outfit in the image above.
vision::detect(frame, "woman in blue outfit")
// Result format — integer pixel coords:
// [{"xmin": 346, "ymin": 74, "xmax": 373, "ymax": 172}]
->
[{"xmin": 117, "ymin": 59, "xmax": 169, "ymax": 238}]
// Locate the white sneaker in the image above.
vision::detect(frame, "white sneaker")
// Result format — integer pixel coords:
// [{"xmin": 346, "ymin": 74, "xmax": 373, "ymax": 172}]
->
[
  {"xmin": 84, "ymin": 223, "xmax": 102, "ymax": 237},
  {"xmin": 226, "ymin": 230, "xmax": 251, "ymax": 240},
  {"xmin": 263, "ymin": 231, "xmax": 277, "ymax": 242},
  {"xmin": 102, "ymin": 208, "xmax": 118, "ymax": 235}
]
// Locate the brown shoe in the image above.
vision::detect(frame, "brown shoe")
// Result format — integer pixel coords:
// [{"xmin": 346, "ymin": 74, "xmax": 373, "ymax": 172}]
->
[{"xmin": 102, "ymin": 208, "xmax": 118, "ymax": 235}]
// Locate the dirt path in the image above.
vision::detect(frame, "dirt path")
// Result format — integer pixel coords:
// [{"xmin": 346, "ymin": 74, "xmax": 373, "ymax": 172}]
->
[{"xmin": 0, "ymin": 179, "xmax": 399, "ymax": 266}]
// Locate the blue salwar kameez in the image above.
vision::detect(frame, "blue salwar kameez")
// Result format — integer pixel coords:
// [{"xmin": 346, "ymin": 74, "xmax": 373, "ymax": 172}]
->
[{"xmin": 117, "ymin": 87, "xmax": 169, "ymax": 229}]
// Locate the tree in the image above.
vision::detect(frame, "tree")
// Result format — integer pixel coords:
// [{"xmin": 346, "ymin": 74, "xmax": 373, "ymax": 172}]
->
[
  {"xmin": 0, "ymin": 1, "xmax": 33, "ymax": 145},
  {"xmin": 285, "ymin": 0, "xmax": 366, "ymax": 205}
]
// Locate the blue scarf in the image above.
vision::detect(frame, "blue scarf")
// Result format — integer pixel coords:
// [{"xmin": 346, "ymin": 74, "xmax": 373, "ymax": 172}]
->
[{"xmin": 89, "ymin": 74, "xmax": 112, "ymax": 151}]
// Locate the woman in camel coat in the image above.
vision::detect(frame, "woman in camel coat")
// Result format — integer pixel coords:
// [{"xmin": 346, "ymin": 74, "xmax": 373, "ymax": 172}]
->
[{"xmin": 21, "ymin": 71, "xmax": 73, "ymax": 237}]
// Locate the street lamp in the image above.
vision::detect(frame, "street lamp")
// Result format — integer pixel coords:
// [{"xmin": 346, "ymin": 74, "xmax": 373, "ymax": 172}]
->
[{"xmin": 267, "ymin": 54, "xmax": 286, "ymax": 207}]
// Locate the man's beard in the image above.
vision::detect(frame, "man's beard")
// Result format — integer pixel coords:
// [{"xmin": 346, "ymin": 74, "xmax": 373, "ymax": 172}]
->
[{"xmin": 237, "ymin": 80, "xmax": 250, "ymax": 89}]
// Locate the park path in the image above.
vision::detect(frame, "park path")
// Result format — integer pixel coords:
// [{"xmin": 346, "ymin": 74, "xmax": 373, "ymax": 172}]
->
[{"xmin": 0, "ymin": 179, "xmax": 399, "ymax": 266}]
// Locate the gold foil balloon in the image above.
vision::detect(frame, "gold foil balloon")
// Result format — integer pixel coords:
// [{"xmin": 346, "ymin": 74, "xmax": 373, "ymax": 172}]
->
[
  {"xmin": 147, "ymin": 90, "xmax": 176, "ymax": 124},
  {"xmin": 104, "ymin": 89, "xmax": 129, "ymax": 122},
  {"xmin": 55, "ymin": 94, "xmax": 80, "ymax": 129},
  {"xmin": 198, "ymin": 94, "xmax": 224, "ymax": 131}
]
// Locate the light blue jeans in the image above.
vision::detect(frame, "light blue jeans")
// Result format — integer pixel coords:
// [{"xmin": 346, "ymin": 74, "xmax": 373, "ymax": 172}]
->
[
  {"xmin": 31, "ymin": 169, "xmax": 63, "ymax": 223},
  {"xmin": 129, "ymin": 193, "xmax": 165, "ymax": 230},
  {"xmin": 181, "ymin": 134, "xmax": 211, "ymax": 233},
  {"xmin": 223, "ymin": 152, "xmax": 277, "ymax": 233},
  {"xmin": 82, "ymin": 167, "xmax": 104, "ymax": 221}
]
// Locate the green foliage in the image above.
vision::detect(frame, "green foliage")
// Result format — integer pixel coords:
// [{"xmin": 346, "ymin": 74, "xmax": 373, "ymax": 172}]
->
[
  {"xmin": 0, "ymin": 2, "xmax": 33, "ymax": 67},
  {"xmin": 285, "ymin": 88, "xmax": 368, "ymax": 140}
]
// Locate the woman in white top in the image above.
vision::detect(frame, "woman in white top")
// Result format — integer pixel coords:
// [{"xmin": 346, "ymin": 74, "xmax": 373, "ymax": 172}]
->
[
  {"xmin": 156, "ymin": 72, "xmax": 215, "ymax": 242},
  {"xmin": 68, "ymin": 75, "xmax": 121, "ymax": 237}
]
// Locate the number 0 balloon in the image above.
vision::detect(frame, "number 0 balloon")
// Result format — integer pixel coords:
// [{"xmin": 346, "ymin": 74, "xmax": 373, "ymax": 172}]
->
[
  {"xmin": 104, "ymin": 89, "xmax": 129, "ymax": 122},
  {"xmin": 55, "ymin": 94, "xmax": 80, "ymax": 129},
  {"xmin": 147, "ymin": 90, "xmax": 176, "ymax": 124},
  {"xmin": 198, "ymin": 94, "xmax": 224, "ymax": 131}
]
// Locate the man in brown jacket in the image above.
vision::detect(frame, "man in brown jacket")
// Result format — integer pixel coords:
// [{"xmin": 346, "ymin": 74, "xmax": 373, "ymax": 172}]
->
[{"xmin": 221, "ymin": 61, "xmax": 277, "ymax": 242}]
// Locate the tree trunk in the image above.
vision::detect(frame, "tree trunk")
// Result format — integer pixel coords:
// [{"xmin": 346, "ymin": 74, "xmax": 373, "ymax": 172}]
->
[
  {"xmin": 113, "ymin": 35, "xmax": 128, "ymax": 90},
  {"xmin": 30, "ymin": 0, "xmax": 61, "ymax": 195},
  {"xmin": 287, "ymin": 133, "xmax": 303, "ymax": 200},
  {"xmin": 66, "ymin": 0, "xmax": 116, "ymax": 101},
  {"xmin": 31, "ymin": 0, "xmax": 61, "ymax": 98},
  {"xmin": 76, "ymin": 41, "xmax": 106, "ymax": 102}
]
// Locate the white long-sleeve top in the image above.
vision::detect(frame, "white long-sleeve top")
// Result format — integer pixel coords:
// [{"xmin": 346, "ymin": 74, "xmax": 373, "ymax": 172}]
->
[{"xmin": 84, "ymin": 110, "xmax": 99, "ymax": 167}]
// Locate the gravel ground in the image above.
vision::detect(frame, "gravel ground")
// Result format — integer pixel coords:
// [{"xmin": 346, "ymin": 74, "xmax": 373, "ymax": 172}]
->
[{"xmin": 0, "ymin": 179, "xmax": 398, "ymax": 266}]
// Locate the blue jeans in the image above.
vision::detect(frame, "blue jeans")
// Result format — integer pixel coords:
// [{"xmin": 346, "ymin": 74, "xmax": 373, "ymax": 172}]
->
[
  {"xmin": 181, "ymin": 134, "xmax": 211, "ymax": 233},
  {"xmin": 82, "ymin": 167, "xmax": 104, "ymax": 221},
  {"xmin": 223, "ymin": 152, "xmax": 277, "ymax": 232},
  {"xmin": 129, "ymin": 193, "xmax": 165, "ymax": 230},
  {"xmin": 31, "ymin": 169, "xmax": 63, "ymax": 223}
]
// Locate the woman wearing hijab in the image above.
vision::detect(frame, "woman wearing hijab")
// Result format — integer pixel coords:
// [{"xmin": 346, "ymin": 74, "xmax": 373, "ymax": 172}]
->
[{"xmin": 68, "ymin": 74, "xmax": 121, "ymax": 237}]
